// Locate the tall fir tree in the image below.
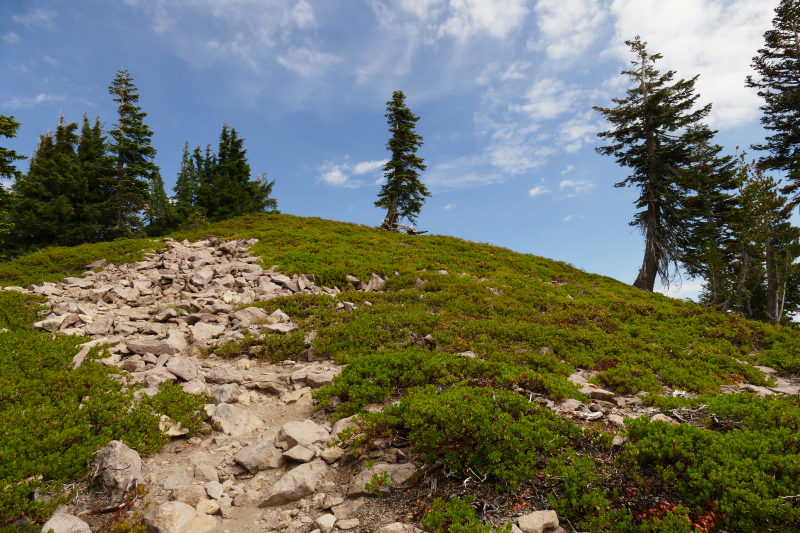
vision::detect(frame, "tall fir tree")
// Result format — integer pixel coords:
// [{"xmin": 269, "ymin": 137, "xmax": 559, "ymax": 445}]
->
[
  {"xmin": 106, "ymin": 69, "xmax": 160, "ymax": 236},
  {"xmin": 746, "ymin": 0, "xmax": 800, "ymax": 203},
  {"xmin": 0, "ymin": 115, "xmax": 25, "ymax": 255},
  {"xmin": 594, "ymin": 37, "xmax": 713, "ymax": 292},
  {"xmin": 174, "ymin": 141, "xmax": 199, "ymax": 219},
  {"xmin": 375, "ymin": 90, "xmax": 429, "ymax": 227},
  {"xmin": 145, "ymin": 169, "xmax": 176, "ymax": 234},
  {"xmin": 9, "ymin": 117, "xmax": 102, "ymax": 252},
  {"xmin": 77, "ymin": 114, "xmax": 115, "ymax": 239},
  {"xmin": 195, "ymin": 125, "xmax": 277, "ymax": 221}
]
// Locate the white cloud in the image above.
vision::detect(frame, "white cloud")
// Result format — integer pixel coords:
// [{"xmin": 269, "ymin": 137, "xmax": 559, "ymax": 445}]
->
[
  {"xmin": 2, "ymin": 93, "xmax": 61, "ymax": 109},
  {"xmin": 3, "ymin": 32, "xmax": 20, "ymax": 44},
  {"xmin": 558, "ymin": 110, "xmax": 601, "ymax": 152},
  {"xmin": 353, "ymin": 159, "xmax": 388, "ymax": 174},
  {"xmin": 319, "ymin": 166, "xmax": 350, "ymax": 186},
  {"xmin": 278, "ymin": 47, "xmax": 342, "ymax": 77},
  {"xmin": 399, "ymin": 0, "xmax": 529, "ymax": 40},
  {"xmin": 12, "ymin": 9, "xmax": 57, "ymax": 30},
  {"xmin": 292, "ymin": 0, "xmax": 317, "ymax": 28},
  {"xmin": 532, "ymin": 0, "xmax": 607, "ymax": 60},
  {"xmin": 559, "ymin": 179, "xmax": 594, "ymax": 196},
  {"xmin": 528, "ymin": 184, "xmax": 550, "ymax": 197},
  {"xmin": 608, "ymin": 0, "xmax": 779, "ymax": 128},
  {"xmin": 43, "ymin": 56, "xmax": 57, "ymax": 65},
  {"xmin": 561, "ymin": 164, "xmax": 574, "ymax": 175},
  {"xmin": 563, "ymin": 214, "xmax": 573, "ymax": 221},
  {"xmin": 509, "ymin": 78, "xmax": 582, "ymax": 120},
  {"xmin": 443, "ymin": 203, "xmax": 455, "ymax": 209}
]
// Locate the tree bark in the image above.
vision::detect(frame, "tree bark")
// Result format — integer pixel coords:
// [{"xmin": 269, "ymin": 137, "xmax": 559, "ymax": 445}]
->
[{"xmin": 765, "ymin": 236, "xmax": 778, "ymax": 321}]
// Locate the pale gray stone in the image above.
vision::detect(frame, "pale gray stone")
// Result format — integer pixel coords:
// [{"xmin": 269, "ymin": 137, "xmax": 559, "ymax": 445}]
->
[
  {"xmin": 210, "ymin": 384, "xmax": 239, "ymax": 405},
  {"xmin": 650, "ymin": 413, "xmax": 679, "ymax": 425},
  {"xmin": 315, "ymin": 514, "xmax": 337, "ymax": 533},
  {"xmin": 330, "ymin": 416, "xmax": 358, "ymax": 441},
  {"xmin": 232, "ymin": 307, "xmax": 269, "ymax": 323},
  {"xmin": 144, "ymin": 501, "xmax": 216, "ymax": 533},
  {"xmin": 278, "ymin": 420, "xmax": 329, "ymax": 448},
  {"xmin": 127, "ymin": 336, "xmax": 182, "ymax": 356},
  {"xmin": 166, "ymin": 358, "xmax": 197, "ymax": 381},
  {"xmin": 182, "ymin": 380, "xmax": 206, "ymax": 395},
  {"xmin": 283, "ymin": 445, "xmax": 315, "ymax": 463},
  {"xmin": 258, "ymin": 459, "xmax": 329, "ymax": 506},
  {"xmin": 40, "ymin": 513, "xmax": 91, "ymax": 533},
  {"xmin": 331, "ymin": 498, "xmax": 365, "ymax": 520},
  {"xmin": 194, "ymin": 463, "xmax": 218, "ymax": 483},
  {"xmin": 518, "ymin": 511, "xmax": 559, "ymax": 533},
  {"xmin": 161, "ymin": 469, "xmax": 192, "ymax": 491},
  {"xmin": 84, "ymin": 315, "xmax": 115, "ymax": 336},
  {"xmin": 234, "ymin": 439, "xmax": 286, "ymax": 472},
  {"xmin": 376, "ymin": 523, "xmax": 422, "ymax": 533},
  {"xmin": 171, "ymin": 485, "xmax": 208, "ymax": 507},
  {"xmin": 188, "ymin": 322, "xmax": 225, "ymax": 343},
  {"xmin": 347, "ymin": 463, "xmax": 416, "ymax": 497},
  {"xmin": 205, "ymin": 366, "xmax": 244, "ymax": 384},
  {"xmin": 320, "ymin": 446, "xmax": 344, "ymax": 464},
  {"xmin": 92, "ymin": 440, "xmax": 143, "ymax": 502},
  {"xmin": 337, "ymin": 518, "xmax": 360, "ymax": 530},
  {"xmin": 205, "ymin": 481, "xmax": 224, "ymax": 500},
  {"xmin": 607, "ymin": 414, "xmax": 626, "ymax": 429},
  {"xmin": 211, "ymin": 403, "xmax": 264, "ymax": 436}
]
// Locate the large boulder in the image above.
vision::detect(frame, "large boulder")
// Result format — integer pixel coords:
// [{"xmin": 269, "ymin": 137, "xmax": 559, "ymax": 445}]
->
[
  {"xmin": 518, "ymin": 511, "xmax": 559, "ymax": 533},
  {"xmin": 84, "ymin": 315, "xmax": 115, "ymax": 336},
  {"xmin": 40, "ymin": 513, "xmax": 91, "ymax": 533},
  {"xmin": 347, "ymin": 463, "xmax": 416, "ymax": 497},
  {"xmin": 258, "ymin": 459, "xmax": 329, "ymax": 506},
  {"xmin": 171, "ymin": 484, "xmax": 208, "ymax": 507},
  {"xmin": 166, "ymin": 358, "xmax": 197, "ymax": 381},
  {"xmin": 232, "ymin": 307, "xmax": 269, "ymax": 323},
  {"xmin": 211, "ymin": 403, "xmax": 264, "ymax": 436},
  {"xmin": 330, "ymin": 416, "xmax": 359, "ymax": 441},
  {"xmin": 210, "ymin": 384, "xmax": 239, "ymax": 405},
  {"xmin": 92, "ymin": 440, "xmax": 143, "ymax": 502},
  {"xmin": 188, "ymin": 323, "xmax": 225, "ymax": 344},
  {"xmin": 234, "ymin": 439, "xmax": 286, "ymax": 472},
  {"xmin": 128, "ymin": 336, "xmax": 183, "ymax": 356},
  {"xmin": 205, "ymin": 367, "xmax": 244, "ymax": 384},
  {"xmin": 277, "ymin": 421, "xmax": 329, "ymax": 448}
]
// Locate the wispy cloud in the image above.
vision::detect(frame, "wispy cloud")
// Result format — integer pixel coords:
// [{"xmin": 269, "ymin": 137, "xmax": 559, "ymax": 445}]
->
[
  {"xmin": 528, "ymin": 184, "xmax": 551, "ymax": 197},
  {"xmin": 564, "ymin": 214, "xmax": 573, "ymax": 221},
  {"xmin": 317, "ymin": 157, "xmax": 387, "ymax": 188},
  {"xmin": 532, "ymin": 0, "xmax": 607, "ymax": 60},
  {"xmin": 509, "ymin": 78, "xmax": 583, "ymax": 120},
  {"xmin": 352, "ymin": 159, "xmax": 388, "ymax": 174},
  {"xmin": 561, "ymin": 164, "xmax": 574, "ymax": 175},
  {"xmin": 12, "ymin": 9, "xmax": 57, "ymax": 30},
  {"xmin": 278, "ymin": 47, "xmax": 341, "ymax": 78},
  {"xmin": 2, "ymin": 32, "xmax": 19, "ymax": 44},
  {"xmin": 43, "ymin": 56, "xmax": 57, "ymax": 65},
  {"xmin": 559, "ymin": 179, "xmax": 595, "ymax": 196},
  {"xmin": 2, "ymin": 93, "xmax": 62, "ymax": 109},
  {"xmin": 443, "ymin": 203, "xmax": 455, "ymax": 210}
]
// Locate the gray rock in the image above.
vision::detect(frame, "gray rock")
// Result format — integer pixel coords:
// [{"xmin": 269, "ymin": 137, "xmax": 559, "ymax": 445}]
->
[
  {"xmin": 128, "ymin": 336, "xmax": 182, "ymax": 356},
  {"xmin": 143, "ymin": 501, "xmax": 216, "ymax": 533},
  {"xmin": 283, "ymin": 445, "xmax": 315, "ymax": 463},
  {"xmin": 258, "ymin": 459, "xmax": 329, "ymax": 506},
  {"xmin": 234, "ymin": 439, "xmax": 286, "ymax": 472},
  {"xmin": 205, "ymin": 366, "xmax": 244, "ymax": 384},
  {"xmin": 144, "ymin": 368, "xmax": 178, "ymax": 389},
  {"xmin": 331, "ymin": 498, "xmax": 365, "ymax": 520},
  {"xmin": 607, "ymin": 414, "xmax": 626, "ymax": 429},
  {"xmin": 182, "ymin": 380, "xmax": 206, "ymax": 395},
  {"xmin": 264, "ymin": 322, "xmax": 299, "ymax": 334},
  {"xmin": 92, "ymin": 440, "xmax": 143, "ymax": 502},
  {"xmin": 160, "ymin": 469, "xmax": 192, "ymax": 491},
  {"xmin": 650, "ymin": 413, "xmax": 679, "ymax": 425},
  {"xmin": 84, "ymin": 315, "xmax": 115, "ymax": 336},
  {"xmin": 580, "ymin": 386, "xmax": 615, "ymax": 402},
  {"xmin": 347, "ymin": 463, "xmax": 416, "ymax": 497},
  {"xmin": 171, "ymin": 485, "xmax": 208, "ymax": 507},
  {"xmin": 166, "ymin": 358, "xmax": 197, "ymax": 381},
  {"xmin": 337, "ymin": 518, "xmax": 360, "ymax": 530},
  {"xmin": 518, "ymin": 510, "xmax": 559, "ymax": 533},
  {"xmin": 194, "ymin": 463, "xmax": 218, "ymax": 483},
  {"xmin": 306, "ymin": 368, "xmax": 341, "ymax": 388},
  {"xmin": 315, "ymin": 514, "xmax": 337, "ymax": 533},
  {"xmin": 211, "ymin": 403, "xmax": 264, "ymax": 436},
  {"xmin": 40, "ymin": 513, "xmax": 91, "ymax": 533},
  {"xmin": 210, "ymin": 384, "xmax": 239, "ymax": 405},
  {"xmin": 205, "ymin": 481, "xmax": 224, "ymax": 500},
  {"xmin": 278, "ymin": 421, "xmax": 329, "ymax": 448},
  {"xmin": 188, "ymin": 322, "xmax": 225, "ymax": 343},
  {"xmin": 376, "ymin": 524, "xmax": 422, "ymax": 533},
  {"xmin": 320, "ymin": 446, "xmax": 344, "ymax": 464},
  {"xmin": 232, "ymin": 307, "xmax": 269, "ymax": 323},
  {"xmin": 330, "ymin": 416, "xmax": 358, "ymax": 441}
]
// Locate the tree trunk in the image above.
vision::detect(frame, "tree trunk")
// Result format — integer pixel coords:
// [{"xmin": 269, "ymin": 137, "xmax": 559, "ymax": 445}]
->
[
  {"xmin": 633, "ymin": 110, "xmax": 660, "ymax": 292},
  {"xmin": 765, "ymin": 236, "xmax": 778, "ymax": 321}
]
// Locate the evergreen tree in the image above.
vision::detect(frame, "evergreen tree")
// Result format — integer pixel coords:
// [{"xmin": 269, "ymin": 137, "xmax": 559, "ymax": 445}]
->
[
  {"xmin": 174, "ymin": 141, "xmax": 199, "ymax": 219},
  {"xmin": 77, "ymin": 114, "xmax": 115, "ymax": 240},
  {"xmin": 0, "ymin": 115, "xmax": 25, "ymax": 255},
  {"xmin": 594, "ymin": 37, "xmax": 713, "ymax": 292},
  {"xmin": 746, "ymin": 0, "xmax": 800, "ymax": 203},
  {"xmin": 145, "ymin": 169, "xmax": 177, "ymax": 234},
  {"xmin": 375, "ymin": 90, "xmax": 429, "ymax": 227},
  {"xmin": 9, "ymin": 117, "xmax": 102, "ymax": 252},
  {"xmin": 679, "ymin": 125, "xmax": 739, "ymax": 308},
  {"xmin": 105, "ymin": 69, "xmax": 159, "ymax": 236},
  {"xmin": 195, "ymin": 125, "xmax": 277, "ymax": 221}
]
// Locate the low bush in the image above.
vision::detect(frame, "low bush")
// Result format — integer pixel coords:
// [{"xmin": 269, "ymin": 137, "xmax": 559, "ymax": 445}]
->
[{"xmin": 422, "ymin": 495, "xmax": 511, "ymax": 533}]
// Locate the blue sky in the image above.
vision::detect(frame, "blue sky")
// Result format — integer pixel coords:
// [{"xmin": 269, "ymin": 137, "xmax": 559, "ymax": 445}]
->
[{"xmin": 0, "ymin": 0, "xmax": 784, "ymax": 299}]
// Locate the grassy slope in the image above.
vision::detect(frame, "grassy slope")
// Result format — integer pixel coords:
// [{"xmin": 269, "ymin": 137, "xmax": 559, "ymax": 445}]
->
[{"xmin": 3, "ymin": 213, "xmax": 800, "ymax": 532}]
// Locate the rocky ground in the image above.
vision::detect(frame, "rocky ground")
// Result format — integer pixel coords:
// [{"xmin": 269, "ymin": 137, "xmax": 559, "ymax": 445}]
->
[{"xmin": 14, "ymin": 237, "xmax": 799, "ymax": 533}]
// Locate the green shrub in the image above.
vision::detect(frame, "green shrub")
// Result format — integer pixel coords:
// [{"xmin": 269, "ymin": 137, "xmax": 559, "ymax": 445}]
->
[{"xmin": 422, "ymin": 495, "xmax": 511, "ymax": 533}]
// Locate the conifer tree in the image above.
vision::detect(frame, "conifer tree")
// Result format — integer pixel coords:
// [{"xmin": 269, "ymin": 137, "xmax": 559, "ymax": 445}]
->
[
  {"xmin": 145, "ymin": 170, "xmax": 176, "ymax": 234},
  {"xmin": 77, "ymin": 114, "xmax": 114, "ymax": 239},
  {"xmin": 174, "ymin": 141, "xmax": 199, "ymax": 219},
  {"xmin": 375, "ymin": 90, "xmax": 429, "ymax": 226},
  {"xmin": 594, "ymin": 37, "xmax": 713, "ymax": 292},
  {"xmin": 746, "ymin": 0, "xmax": 800, "ymax": 203},
  {"xmin": 10, "ymin": 117, "xmax": 102, "ymax": 251},
  {"xmin": 0, "ymin": 115, "xmax": 25, "ymax": 254},
  {"xmin": 195, "ymin": 125, "xmax": 277, "ymax": 221},
  {"xmin": 105, "ymin": 69, "xmax": 159, "ymax": 236}
]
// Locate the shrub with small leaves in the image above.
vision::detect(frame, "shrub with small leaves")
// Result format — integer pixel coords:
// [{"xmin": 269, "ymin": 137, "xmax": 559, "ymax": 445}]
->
[{"xmin": 422, "ymin": 496, "xmax": 511, "ymax": 533}]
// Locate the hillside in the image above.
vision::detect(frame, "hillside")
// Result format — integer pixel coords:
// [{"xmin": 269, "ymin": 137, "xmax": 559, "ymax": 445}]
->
[{"xmin": 2, "ymin": 213, "xmax": 800, "ymax": 533}]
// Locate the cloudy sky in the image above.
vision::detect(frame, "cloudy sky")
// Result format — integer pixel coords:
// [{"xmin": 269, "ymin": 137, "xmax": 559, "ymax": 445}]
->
[{"xmin": 0, "ymin": 0, "xmax": 784, "ymax": 299}]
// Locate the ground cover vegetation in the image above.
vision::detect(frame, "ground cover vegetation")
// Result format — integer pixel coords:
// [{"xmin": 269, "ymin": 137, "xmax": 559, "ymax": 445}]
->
[{"xmin": 2, "ymin": 212, "xmax": 799, "ymax": 531}]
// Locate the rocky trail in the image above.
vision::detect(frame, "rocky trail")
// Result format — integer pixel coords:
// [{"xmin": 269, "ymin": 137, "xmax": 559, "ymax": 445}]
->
[{"xmin": 12, "ymin": 237, "xmax": 799, "ymax": 533}]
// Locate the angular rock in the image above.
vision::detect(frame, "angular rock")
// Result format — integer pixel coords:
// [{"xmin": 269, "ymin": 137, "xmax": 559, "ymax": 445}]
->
[
  {"xmin": 92, "ymin": 440, "xmax": 143, "ymax": 503},
  {"xmin": 232, "ymin": 307, "xmax": 269, "ymax": 323},
  {"xmin": 320, "ymin": 446, "xmax": 344, "ymax": 464},
  {"xmin": 650, "ymin": 413, "xmax": 679, "ymax": 425},
  {"xmin": 34, "ymin": 315, "xmax": 68, "ymax": 333},
  {"xmin": 145, "ymin": 368, "xmax": 178, "ymax": 389},
  {"xmin": 377, "ymin": 524, "xmax": 422, "ymax": 533},
  {"xmin": 347, "ymin": 463, "xmax": 416, "ymax": 497},
  {"xmin": 305, "ymin": 368, "xmax": 340, "ymax": 388},
  {"xmin": 365, "ymin": 273, "xmax": 386, "ymax": 292},
  {"xmin": 278, "ymin": 420, "xmax": 329, "ymax": 448},
  {"xmin": 144, "ymin": 501, "xmax": 216, "ymax": 533},
  {"xmin": 171, "ymin": 484, "xmax": 208, "ymax": 507},
  {"xmin": 205, "ymin": 366, "xmax": 244, "ymax": 384},
  {"xmin": 264, "ymin": 322, "xmax": 299, "ymax": 334},
  {"xmin": 194, "ymin": 463, "xmax": 218, "ymax": 483},
  {"xmin": 210, "ymin": 383, "xmax": 239, "ymax": 405},
  {"xmin": 128, "ymin": 336, "xmax": 182, "ymax": 356},
  {"xmin": 337, "ymin": 518, "xmax": 360, "ymax": 530},
  {"xmin": 182, "ymin": 380, "xmax": 206, "ymax": 395},
  {"xmin": 166, "ymin": 358, "xmax": 197, "ymax": 381},
  {"xmin": 331, "ymin": 498, "xmax": 365, "ymax": 520},
  {"xmin": 196, "ymin": 498, "xmax": 220, "ymax": 516},
  {"xmin": 258, "ymin": 459, "xmax": 329, "ymax": 506},
  {"xmin": 283, "ymin": 445, "xmax": 315, "ymax": 463},
  {"xmin": 518, "ymin": 511, "xmax": 559, "ymax": 533},
  {"xmin": 188, "ymin": 322, "xmax": 225, "ymax": 343},
  {"xmin": 607, "ymin": 414, "xmax": 626, "ymax": 429},
  {"xmin": 161, "ymin": 469, "xmax": 192, "ymax": 491},
  {"xmin": 40, "ymin": 513, "xmax": 92, "ymax": 533},
  {"xmin": 330, "ymin": 416, "xmax": 358, "ymax": 441},
  {"xmin": 211, "ymin": 403, "xmax": 264, "ymax": 436},
  {"xmin": 315, "ymin": 514, "xmax": 337, "ymax": 533},
  {"xmin": 580, "ymin": 386, "xmax": 615, "ymax": 402},
  {"xmin": 156, "ymin": 308, "xmax": 179, "ymax": 322},
  {"xmin": 234, "ymin": 439, "xmax": 286, "ymax": 472},
  {"xmin": 205, "ymin": 481, "xmax": 224, "ymax": 500}
]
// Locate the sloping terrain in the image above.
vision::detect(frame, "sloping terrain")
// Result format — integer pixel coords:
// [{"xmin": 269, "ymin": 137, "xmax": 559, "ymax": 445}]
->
[{"xmin": 2, "ymin": 213, "xmax": 800, "ymax": 533}]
